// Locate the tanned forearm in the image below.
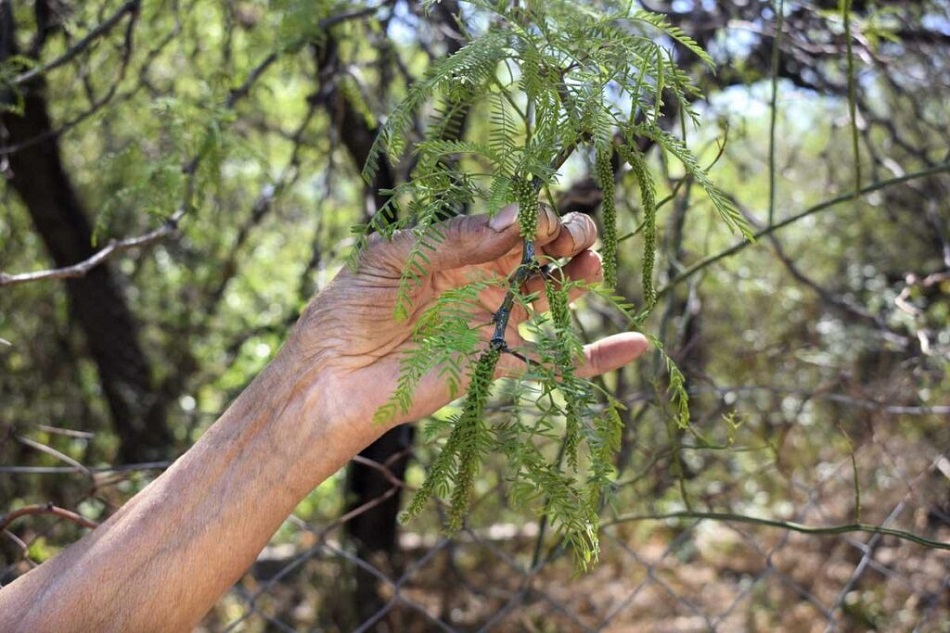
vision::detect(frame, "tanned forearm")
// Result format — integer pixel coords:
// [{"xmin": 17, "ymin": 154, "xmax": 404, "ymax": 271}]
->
[{"xmin": 0, "ymin": 349, "xmax": 376, "ymax": 632}]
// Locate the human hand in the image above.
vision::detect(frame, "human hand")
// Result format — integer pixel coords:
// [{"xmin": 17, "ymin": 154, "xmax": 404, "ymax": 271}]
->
[
  {"xmin": 289, "ymin": 203, "xmax": 649, "ymax": 428},
  {"xmin": 0, "ymin": 206, "xmax": 650, "ymax": 633}
]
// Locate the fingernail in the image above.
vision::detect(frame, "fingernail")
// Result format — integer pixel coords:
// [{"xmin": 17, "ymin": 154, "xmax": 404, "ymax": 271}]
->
[
  {"xmin": 561, "ymin": 213, "xmax": 581, "ymax": 251},
  {"xmin": 489, "ymin": 204, "xmax": 518, "ymax": 232},
  {"xmin": 540, "ymin": 203, "xmax": 559, "ymax": 238}
]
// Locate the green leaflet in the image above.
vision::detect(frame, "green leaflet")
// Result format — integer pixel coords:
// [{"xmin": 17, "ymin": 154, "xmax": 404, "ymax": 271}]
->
[{"xmin": 401, "ymin": 347, "xmax": 500, "ymax": 531}]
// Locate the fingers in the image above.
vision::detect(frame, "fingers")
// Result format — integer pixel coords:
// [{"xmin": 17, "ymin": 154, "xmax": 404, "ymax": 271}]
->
[
  {"xmin": 431, "ymin": 203, "xmax": 565, "ymax": 270},
  {"xmin": 494, "ymin": 332, "xmax": 648, "ymax": 380},
  {"xmin": 365, "ymin": 204, "xmax": 590, "ymax": 275},
  {"xmin": 539, "ymin": 212, "xmax": 598, "ymax": 259},
  {"xmin": 576, "ymin": 332, "xmax": 650, "ymax": 378},
  {"xmin": 363, "ymin": 212, "xmax": 519, "ymax": 275}
]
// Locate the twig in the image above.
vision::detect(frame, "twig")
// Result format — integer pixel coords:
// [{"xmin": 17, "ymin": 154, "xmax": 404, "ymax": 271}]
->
[
  {"xmin": 12, "ymin": 1, "xmax": 140, "ymax": 88},
  {"xmin": 2, "ymin": 4, "xmax": 394, "ymax": 289},
  {"xmin": 489, "ymin": 240, "xmax": 537, "ymax": 351},
  {"xmin": 0, "ymin": 502, "xmax": 99, "ymax": 532},
  {"xmin": 659, "ymin": 161, "xmax": 950, "ymax": 298},
  {"xmin": 0, "ymin": 209, "xmax": 184, "ymax": 287},
  {"xmin": 0, "ymin": 15, "xmax": 181, "ymax": 157},
  {"xmin": 226, "ymin": 2, "xmax": 389, "ymax": 108},
  {"xmin": 16, "ymin": 436, "xmax": 91, "ymax": 477},
  {"xmin": 225, "ymin": 52, "xmax": 279, "ymax": 108},
  {"xmin": 0, "ymin": 461, "xmax": 170, "ymax": 475},
  {"xmin": 689, "ymin": 384, "xmax": 950, "ymax": 416},
  {"xmin": 606, "ymin": 510, "xmax": 950, "ymax": 550}
]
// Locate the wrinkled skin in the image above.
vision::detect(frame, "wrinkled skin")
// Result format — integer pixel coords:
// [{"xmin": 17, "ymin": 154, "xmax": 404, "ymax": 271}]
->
[{"xmin": 291, "ymin": 203, "xmax": 649, "ymax": 425}]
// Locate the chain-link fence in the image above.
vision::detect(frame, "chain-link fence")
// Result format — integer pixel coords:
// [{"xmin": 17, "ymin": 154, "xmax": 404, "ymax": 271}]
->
[{"xmin": 4, "ymin": 401, "xmax": 947, "ymax": 632}]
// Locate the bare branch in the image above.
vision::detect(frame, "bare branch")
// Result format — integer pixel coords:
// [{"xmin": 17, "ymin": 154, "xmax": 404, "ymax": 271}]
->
[
  {"xmin": 659, "ymin": 161, "xmax": 950, "ymax": 298},
  {"xmin": 0, "ymin": 502, "xmax": 99, "ymax": 532},
  {"xmin": 606, "ymin": 511, "xmax": 950, "ymax": 551},
  {"xmin": 0, "ymin": 209, "xmax": 183, "ymax": 287},
  {"xmin": 16, "ymin": 436, "xmax": 91, "ymax": 477}
]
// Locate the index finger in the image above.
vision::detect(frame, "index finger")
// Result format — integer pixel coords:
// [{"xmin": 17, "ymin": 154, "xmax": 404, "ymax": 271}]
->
[{"xmin": 362, "ymin": 203, "xmax": 565, "ymax": 275}]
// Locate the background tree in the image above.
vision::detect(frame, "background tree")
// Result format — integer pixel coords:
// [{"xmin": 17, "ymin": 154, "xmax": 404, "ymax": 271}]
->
[{"xmin": 1, "ymin": 1, "xmax": 947, "ymax": 630}]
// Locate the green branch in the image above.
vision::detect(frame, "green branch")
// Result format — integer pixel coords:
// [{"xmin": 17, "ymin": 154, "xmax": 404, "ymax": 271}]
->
[
  {"xmin": 606, "ymin": 510, "xmax": 950, "ymax": 550},
  {"xmin": 658, "ymin": 161, "xmax": 950, "ymax": 298},
  {"xmin": 841, "ymin": 0, "xmax": 862, "ymax": 192}
]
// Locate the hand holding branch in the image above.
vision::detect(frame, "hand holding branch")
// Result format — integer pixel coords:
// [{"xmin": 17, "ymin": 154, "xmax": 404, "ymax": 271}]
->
[
  {"xmin": 292, "ymin": 203, "xmax": 648, "ymax": 426},
  {"xmin": 0, "ymin": 206, "xmax": 646, "ymax": 632}
]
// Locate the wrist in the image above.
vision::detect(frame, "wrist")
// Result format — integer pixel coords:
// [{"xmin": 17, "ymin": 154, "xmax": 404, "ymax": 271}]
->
[{"xmin": 271, "ymin": 344, "xmax": 391, "ymax": 488}]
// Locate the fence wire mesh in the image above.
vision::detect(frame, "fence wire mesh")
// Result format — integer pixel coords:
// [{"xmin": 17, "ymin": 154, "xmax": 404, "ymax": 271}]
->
[{"xmin": 3, "ymin": 406, "xmax": 947, "ymax": 633}]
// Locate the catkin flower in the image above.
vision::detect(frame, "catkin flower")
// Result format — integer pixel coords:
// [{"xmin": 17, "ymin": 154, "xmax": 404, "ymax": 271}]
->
[
  {"xmin": 401, "ymin": 347, "xmax": 500, "ymax": 529},
  {"xmin": 628, "ymin": 151, "xmax": 657, "ymax": 308},
  {"xmin": 545, "ymin": 277, "xmax": 581, "ymax": 470},
  {"xmin": 514, "ymin": 176, "xmax": 539, "ymax": 239},
  {"xmin": 448, "ymin": 347, "xmax": 500, "ymax": 531},
  {"xmin": 595, "ymin": 149, "xmax": 617, "ymax": 288}
]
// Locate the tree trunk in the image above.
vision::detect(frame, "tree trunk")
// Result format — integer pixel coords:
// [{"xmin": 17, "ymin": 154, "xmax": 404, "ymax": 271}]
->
[{"xmin": 1, "ymin": 8, "xmax": 172, "ymax": 462}]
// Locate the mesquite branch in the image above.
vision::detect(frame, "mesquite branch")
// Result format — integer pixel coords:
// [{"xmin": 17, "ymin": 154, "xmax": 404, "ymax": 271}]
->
[
  {"xmin": 488, "ymin": 151, "xmax": 576, "ymax": 358},
  {"xmin": 489, "ymin": 239, "xmax": 537, "ymax": 353}
]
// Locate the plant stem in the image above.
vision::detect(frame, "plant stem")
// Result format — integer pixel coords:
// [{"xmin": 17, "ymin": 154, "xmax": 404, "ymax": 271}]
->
[
  {"xmin": 490, "ymin": 239, "xmax": 537, "ymax": 351},
  {"xmin": 489, "ymin": 146, "xmax": 579, "ymax": 352}
]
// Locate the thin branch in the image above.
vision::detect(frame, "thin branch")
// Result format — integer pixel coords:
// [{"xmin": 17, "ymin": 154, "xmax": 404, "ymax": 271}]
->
[
  {"xmin": 659, "ymin": 161, "xmax": 950, "ymax": 298},
  {"xmin": 225, "ymin": 0, "xmax": 390, "ymax": 106},
  {"xmin": 0, "ymin": 209, "xmax": 183, "ymax": 287},
  {"xmin": 0, "ymin": 16, "xmax": 181, "ymax": 156},
  {"xmin": 2, "ymin": 3, "xmax": 388, "ymax": 286},
  {"xmin": 16, "ymin": 436, "xmax": 91, "ymax": 477},
  {"xmin": 0, "ymin": 461, "xmax": 170, "ymax": 475},
  {"xmin": 767, "ymin": 231, "xmax": 909, "ymax": 346},
  {"xmin": 606, "ymin": 511, "xmax": 950, "ymax": 551},
  {"xmin": 0, "ymin": 502, "xmax": 99, "ymax": 532},
  {"xmin": 224, "ymin": 51, "xmax": 279, "ymax": 108},
  {"xmin": 767, "ymin": 0, "xmax": 784, "ymax": 227},
  {"xmin": 691, "ymin": 384, "xmax": 950, "ymax": 416},
  {"xmin": 728, "ymin": 187, "xmax": 911, "ymax": 345},
  {"xmin": 12, "ymin": 0, "xmax": 140, "ymax": 87},
  {"xmin": 842, "ymin": 0, "xmax": 862, "ymax": 191}
]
